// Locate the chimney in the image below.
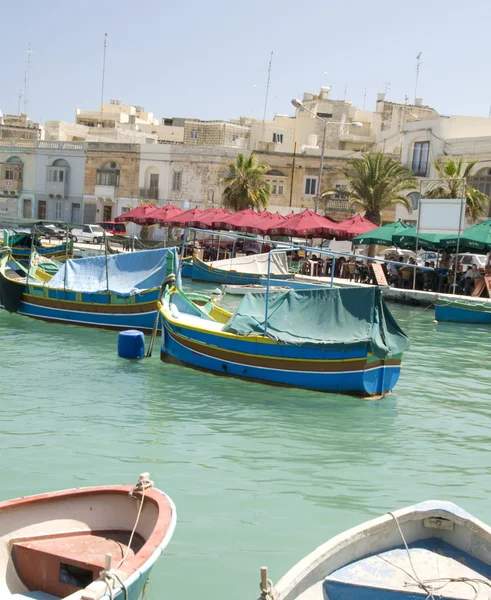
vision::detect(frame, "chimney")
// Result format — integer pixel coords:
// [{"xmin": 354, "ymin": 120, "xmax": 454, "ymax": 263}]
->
[
  {"xmin": 319, "ymin": 86, "xmax": 331, "ymax": 100},
  {"xmin": 377, "ymin": 92, "xmax": 386, "ymax": 102},
  {"xmin": 415, "ymin": 98, "xmax": 423, "ymax": 106}
]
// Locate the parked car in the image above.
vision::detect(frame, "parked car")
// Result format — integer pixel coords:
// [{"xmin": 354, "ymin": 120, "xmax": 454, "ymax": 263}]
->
[
  {"xmin": 97, "ymin": 221, "xmax": 127, "ymax": 235},
  {"xmin": 70, "ymin": 225, "xmax": 113, "ymax": 244},
  {"xmin": 417, "ymin": 251, "xmax": 439, "ymax": 265},
  {"xmin": 452, "ymin": 253, "xmax": 488, "ymax": 269},
  {"xmin": 32, "ymin": 224, "xmax": 65, "ymax": 240}
]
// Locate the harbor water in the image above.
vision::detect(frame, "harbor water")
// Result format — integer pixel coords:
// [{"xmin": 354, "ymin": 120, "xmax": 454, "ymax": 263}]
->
[{"xmin": 1, "ymin": 281, "xmax": 490, "ymax": 600}]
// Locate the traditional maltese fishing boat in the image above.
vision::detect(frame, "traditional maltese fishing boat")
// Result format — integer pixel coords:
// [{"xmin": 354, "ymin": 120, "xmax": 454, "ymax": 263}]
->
[
  {"xmin": 158, "ymin": 276, "xmax": 409, "ymax": 396},
  {"xmin": 191, "ymin": 252, "xmax": 293, "ymax": 285},
  {"xmin": 0, "ymin": 473, "xmax": 176, "ymax": 600},
  {"xmin": 0, "ymin": 247, "xmax": 179, "ymax": 331},
  {"xmin": 257, "ymin": 500, "xmax": 491, "ymax": 600}
]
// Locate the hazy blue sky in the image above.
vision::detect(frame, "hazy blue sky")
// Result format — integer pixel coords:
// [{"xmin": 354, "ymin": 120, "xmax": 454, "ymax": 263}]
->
[{"xmin": 2, "ymin": 0, "xmax": 491, "ymax": 125}]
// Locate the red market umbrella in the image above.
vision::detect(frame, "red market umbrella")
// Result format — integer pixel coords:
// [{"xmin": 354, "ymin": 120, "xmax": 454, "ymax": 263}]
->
[
  {"xmin": 115, "ymin": 203, "xmax": 159, "ymax": 224},
  {"xmin": 145, "ymin": 203, "xmax": 183, "ymax": 225},
  {"xmin": 188, "ymin": 207, "xmax": 231, "ymax": 229},
  {"xmin": 269, "ymin": 209, "xmax": 337, "ymax": 238},
  {"xmin": 212, "ymin": 208, "xmax": 262, "ymax": 231},
  {"xmin": 332, "ymin": 214, "xmax": 378, "ymax": 238},
  {"xmin": 247, "ymin": 212, "xmax": 288, "ymax": 235},
  {"xmin": 166, "ymin": 207, "xmax": 204, "ymax": 227}
]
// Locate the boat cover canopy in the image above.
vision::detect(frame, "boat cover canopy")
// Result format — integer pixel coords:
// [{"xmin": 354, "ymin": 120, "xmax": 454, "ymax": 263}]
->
[
  {"xmin": 208, "ymin": 251, "xmax": 288, "ymax": 275},
  {"xmin": 222, "ymin": 287, "xmax": 409, "ymax": 358},
  {"xmin": 47, "ymin": 248, "xmax": 179, "ymax": 295}
]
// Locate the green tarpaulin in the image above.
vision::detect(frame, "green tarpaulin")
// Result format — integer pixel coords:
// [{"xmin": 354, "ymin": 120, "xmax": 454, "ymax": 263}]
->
[{"xmin": 222, "ymin": 287, "xmax": 409, "ymax": 358}]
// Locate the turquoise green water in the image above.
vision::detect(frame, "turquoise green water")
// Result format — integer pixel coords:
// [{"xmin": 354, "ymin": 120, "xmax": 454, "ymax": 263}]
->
[{"xmin": 1, "ymin": 283, "xmax": 491, "ymax": 600}]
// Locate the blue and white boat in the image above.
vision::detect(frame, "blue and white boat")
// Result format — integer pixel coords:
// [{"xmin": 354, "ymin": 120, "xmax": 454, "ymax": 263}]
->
[
  {"xmin": 261, "ymin": 500, "xmax": 491, "ymax": 599},
  {"xmin": 159, "ymin": 280, "xmax": 408, "ymax": 397},
  {"xmin": 435, "ymin": 297, "xmax": 491, "ymax": 324},
  {"xmin": 191, "ymin": 252, "xmax": 292, "ymax": 285},
  {"xmin": 0, "ymin": 247, "xmax": 179, "ymax": 332},
  {"xmin": 0, "ymin": 473, "xmax": 176, "ymax": 600}
]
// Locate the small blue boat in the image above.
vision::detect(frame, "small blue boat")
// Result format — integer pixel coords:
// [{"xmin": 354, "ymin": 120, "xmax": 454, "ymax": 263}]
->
[
  {"xmin": 181, "ymin": 255, "xmax": 193, "ymax": 278},
  {"xmin": 0, "ymin": 247, "xmax": 179, "ymax": 332},
  {"xmin": 159, "ymin": 280, "xmax": 408, "ymax": 396},
  {"xmin": 435, "ymin": 297, "xmax": 491, "ymax": 324},
  {"xmin": 191, "ymin": 253, "xmax": 292, "ymax": 285},
  {"xmin": 260, "ymin": 500, "xmax": 491, "ymax": 599},
  {"xmin": 0, "ymin": 473, "xmax": 176, "ymax": 600}
]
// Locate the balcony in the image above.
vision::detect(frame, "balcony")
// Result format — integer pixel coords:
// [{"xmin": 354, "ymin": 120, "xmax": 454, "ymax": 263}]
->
[
  {"xmin": 324, "ymin": 199, "xmax": 351, "ymax": 213},
  {"xmin": 139, "ymin": 187, "xmax": 159, "ymax": 200}
]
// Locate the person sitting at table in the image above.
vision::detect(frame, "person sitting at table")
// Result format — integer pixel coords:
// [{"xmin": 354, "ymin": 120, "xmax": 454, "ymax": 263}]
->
[
  {"xmin": 386, "ymin": 258, "xmax": 400, "ymax": 286},
  {"xmin": 463, "ymin": 264, "xmax": 482, "ymax": 295}
]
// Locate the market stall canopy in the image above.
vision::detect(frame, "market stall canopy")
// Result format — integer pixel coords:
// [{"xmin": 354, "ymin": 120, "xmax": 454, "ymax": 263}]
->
[
  {"xmin": 114, "ymin": 203, "xmax": 159, "ymax": 225},
  {"xmin": 166, "ymin": 207, "xmax": 204, "ymax": 227},
  {"xmin": 144, "ymin": 203, "xmax": 183, "ymax": 225},
  {"xmin": 439, "ymin": 219, "xmax": 491, "ymax": 253},
  {"xmin": 333, "ymin": 215, "xmax": 378, "ymax": 238},
  {"xmin": 268, "ymin": 209, "xmax": 337, "ymax": 238},
  {"xmin": 351, "ymin": 221, "xmax": 411, "ymax": 246},
  {"xmin": 187, "ymin": 207, "xmax": 231, "ymax": 229}
]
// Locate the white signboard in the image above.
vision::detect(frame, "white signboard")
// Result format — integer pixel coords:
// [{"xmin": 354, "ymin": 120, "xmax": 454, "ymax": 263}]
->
[{"xmin": 418, "ymin": 198, "xmax": 465, "ymax": 235}]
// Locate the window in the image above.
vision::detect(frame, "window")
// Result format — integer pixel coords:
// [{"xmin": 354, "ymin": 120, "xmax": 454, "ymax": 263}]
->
[
  {"xmin": 59, "ymin": 170, "xmax": 64, "ymax": 182},
  {"xmin": 149, "ymin": 173, "xmax": 159, "ymax": 199},
  {"xmin": 5, "ymin": 169, "xmax": 15, "ymax": 180},
  {"xmin": 333, "ymin": 184, "xmax": 348, "ymax": 199},
  {"xmin": 172, "ymin": 171, "xmax": 182, "ymax": 191},
  {"xmin": 190, "ymin": 131, "xmax": 199, "ymax": 139},
  {"xmin": 53, "ymin": 170, "xmax": 58, "ymax": 183},
  {"xmin": 272, "ymin": 133, "xmax": 283, "ymax": 144},
  {"xmin": 47, "ymin": 170, "xmax": 52, "ymax": 182},
  {"xmin": 271, "ymin": 183, "xmax": 277, "ymax": 194},
  {"xmin": 304, "ymin": 177, "xmax": 317, "ymax": 195},
  {"xmin": 96, "ymin": 170, "xmax": 120, "ymax": 186},
  {"xmin": 55, "ymin": 201, "xmax": 62, "ymax": 220},
  {"xmin": 412, "ymin": 141, "xmax": 430, "ymax": 176},
  {"xmin": 278, "ymin": 185, "xmax": 284, "ymax": 195}
]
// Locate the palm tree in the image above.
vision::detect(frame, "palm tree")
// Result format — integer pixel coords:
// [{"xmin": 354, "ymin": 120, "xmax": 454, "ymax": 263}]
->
[
  {"xmin": 322, "ymin": 152, "xmax": 417, "ymax": 226},
  {"xmin": 425, "ymin": 158, "xmax": 488, "ymax": 222},
  {"xmin": 221, "ymin": 153, "xmax": 271, "ymax": 211}
]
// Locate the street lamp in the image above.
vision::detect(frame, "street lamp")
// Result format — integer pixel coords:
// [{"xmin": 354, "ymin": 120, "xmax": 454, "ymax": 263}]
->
[{"xmin": 291, "ymin": 98, "xmax": 362, "ymax": 213}]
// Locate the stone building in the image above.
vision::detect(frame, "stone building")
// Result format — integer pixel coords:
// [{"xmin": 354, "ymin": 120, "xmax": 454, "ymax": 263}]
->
[
  {"xmin": 0, "ymin": 113, "xmax": 44, "ymax": 141},
  {"xmin": 83, "ymin": 143, "xmax": 140, "ymax": 223}
]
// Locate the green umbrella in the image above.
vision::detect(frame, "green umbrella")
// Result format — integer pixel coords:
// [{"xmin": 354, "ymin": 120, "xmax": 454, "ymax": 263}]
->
[
  {"xmin": 351, "ymin": 221, "xmax": 411, "ymax": 246},
  {"xmin": 439, "ymin": 219, "xmax": 491, "ymax": 253},
  {"xmin": 392, "ymin": 227, "xmax": 448, "ymax": 251}
]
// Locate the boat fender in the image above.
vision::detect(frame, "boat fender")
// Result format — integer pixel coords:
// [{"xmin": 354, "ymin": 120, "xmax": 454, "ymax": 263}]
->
[{"xmin": 118, "ymin": 330, "xmax": 145, "ymax": 359}]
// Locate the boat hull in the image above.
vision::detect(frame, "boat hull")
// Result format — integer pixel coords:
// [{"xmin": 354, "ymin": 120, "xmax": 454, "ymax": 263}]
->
[
  {"xmin": 161, "ymin": 316, "xmax": 402, "ymax": 396},
  {"xmin": 181, "ymin": 256, "xmax": 193, "ymax": 278},
  {"xmin": 192, "ymin": 256, "xmax": 292, "ymax": 286},
  {"xmin": 12, "ymin": 242, "xmax": 72, "ymax": 265},
  {"xmin": 435, "ymin": 301, "xmax": 491, "ymax": 324}
]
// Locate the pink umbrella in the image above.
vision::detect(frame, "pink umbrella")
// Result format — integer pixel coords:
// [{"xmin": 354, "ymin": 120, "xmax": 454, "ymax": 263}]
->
[
  {"xmin": 166, "ymin": 207, "xmax": 204, "ymax": 227},
  {"xmin": 247, "ymin": 212, "xmax": 288, "ymax": 235},
  {"xmin": 269, "ymin": 209, "xmax": 337, "ymax": 238},
  {"xmin": 331, "ymin": 214, "xmax": 378, "ymax": 238},
  {"xmin": 144, "ymin": 203, "xmax": 183, "ymax": 225},
  {"xmin": 187, "ymin": 207, "xmax": 231, "ymax": 229},
  {"xmin": 212, "ymin": 208, "xmax": 261, "ymax": 231},
  {"xmin": 115, "ymin": 203, "xmax": 160, "ymax": 225}
]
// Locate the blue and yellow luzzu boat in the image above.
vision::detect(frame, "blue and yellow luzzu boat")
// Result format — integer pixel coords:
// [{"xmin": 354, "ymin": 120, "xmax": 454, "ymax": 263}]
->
[
  {"xmin": 159, "ymin": 281, "xmax": 409, "ymax": 396},
  {"xmin": 0, "ymin": 247, "xmax": 180, "ymax": 332},
  {"xmin": 191, "ymin": 252, "xmax": 293, "ymax": 285}
]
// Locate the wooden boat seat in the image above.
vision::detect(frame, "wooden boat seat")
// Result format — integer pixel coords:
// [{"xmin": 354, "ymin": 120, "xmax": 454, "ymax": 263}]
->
[
  {"xmin": 324, "ymin": 537, "xmax": 491, "ymax": 599},
  {"xmin": 10, "ymin": 530, "xmax": 144, "ymax": 599},
  {"xmin": 5, "ymin": 269, "xmax": 26, "ymax": 282}
]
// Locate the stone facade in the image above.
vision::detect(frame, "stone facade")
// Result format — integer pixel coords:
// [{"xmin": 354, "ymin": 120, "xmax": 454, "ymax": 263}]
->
[{"xmin": 83, "ymin": 143, "xmax": 140, "ymax": 222}]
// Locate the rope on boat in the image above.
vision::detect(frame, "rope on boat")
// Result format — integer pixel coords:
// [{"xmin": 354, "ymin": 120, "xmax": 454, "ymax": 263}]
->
[
  {"xmin": 384, "ymin": 512, "xmax": 491, "ymax": 600},
  {"xmin": 259, "ymin": 566, "xmax": 275, "ymax": 600}
]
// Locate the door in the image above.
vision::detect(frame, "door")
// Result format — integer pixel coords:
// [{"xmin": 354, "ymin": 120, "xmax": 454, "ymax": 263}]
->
[
  {"xmin": 103, "ymin": 205, "xmax": 112, "ymax": 221},
  {"xmin": 23, "ymin": 198, "xmax": 32, "ymax": 218},
  {"xmin": 38, "ymin": 200, "xmax": 47, "ymax": 220},
  {"xmin": 149, "ymin": 173, "xmax": 159, "ymax": 199},
  {"xmin": 71, "ymin": 203, "xmax": 81, "ymax": 224}
]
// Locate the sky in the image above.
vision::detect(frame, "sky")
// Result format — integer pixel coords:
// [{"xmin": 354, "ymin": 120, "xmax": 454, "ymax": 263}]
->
[{"xmin": 2, "ymin": 0, "xmax": 491, "ymax": 126}]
